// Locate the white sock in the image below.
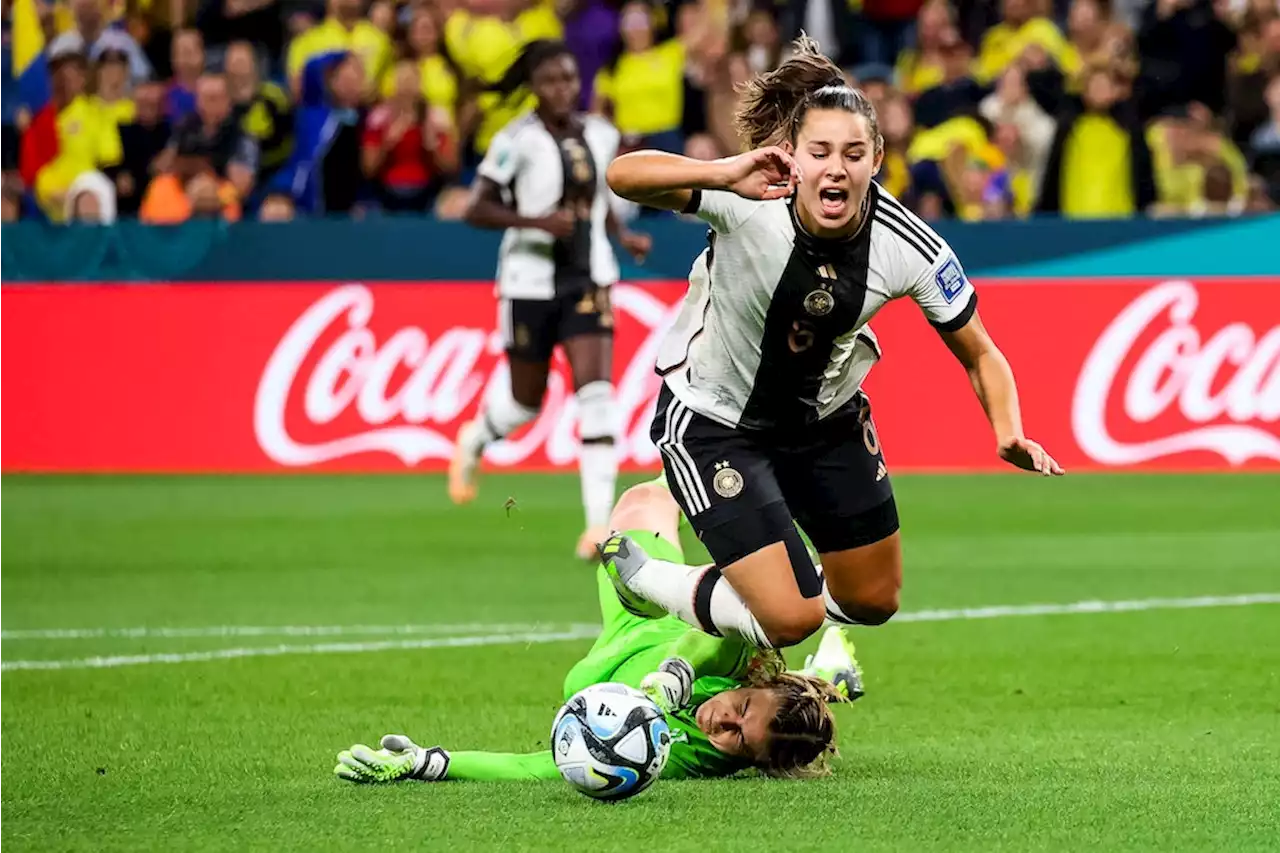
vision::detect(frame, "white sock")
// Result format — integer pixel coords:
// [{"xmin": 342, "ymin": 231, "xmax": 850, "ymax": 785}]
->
[
  {"xmin": 578, "ymin": 443, "xmax": 617, "ymax": 529},
  {"xmin": 822, "ymin": 584, "xmax": 858, "ymax": 626},
  {"xmin": 575, "ymin": 380, "xmax": 617, "ymax": 529},
  {"xmin": 469, "ymin": 385, "xmax": 539, "ymax": 453},
  {"xmin": 629, "ymin": 560, "xmax": 773, "ymax": 648}
]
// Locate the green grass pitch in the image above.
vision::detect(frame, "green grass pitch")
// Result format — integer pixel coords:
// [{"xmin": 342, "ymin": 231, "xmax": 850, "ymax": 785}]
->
[{"xmin": 2, "ymin": 473, "xmax": 1279, "ymax": 851}]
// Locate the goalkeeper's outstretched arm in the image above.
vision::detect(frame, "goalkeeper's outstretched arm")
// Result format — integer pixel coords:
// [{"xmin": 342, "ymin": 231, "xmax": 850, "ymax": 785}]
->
[
  {"xmin": 447, "ymin": 751, "xmax": 560, "ymax": 781},
  {"xmin": 335, "ymin": 735, "xmax": 560, "ymax": 784}
]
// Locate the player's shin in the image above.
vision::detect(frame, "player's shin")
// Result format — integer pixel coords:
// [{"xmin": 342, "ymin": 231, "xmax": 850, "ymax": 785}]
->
[
  {"xmin": 471, "ymin": 386, "xmax": 540, "ymax": 450},
  {"xmin": 603, "ymin": 534, "xmax": 776, "ymax": 647},
  {"xmin": 640, "ymin": 562, "xmax": 777, "ymax": 648},
  {"xmin": 576, "ymin": 381, "xmax": 618, "ymax": 558},
  {"xmin": 451, "ymin": 378, "xmax": 539, "ymax": 503}
]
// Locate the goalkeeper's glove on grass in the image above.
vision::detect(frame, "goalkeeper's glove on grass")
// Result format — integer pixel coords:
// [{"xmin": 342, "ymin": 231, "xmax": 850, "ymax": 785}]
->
[{"xmin": 334, "ymin": 735, "xmax": 450, "ymax": 783}]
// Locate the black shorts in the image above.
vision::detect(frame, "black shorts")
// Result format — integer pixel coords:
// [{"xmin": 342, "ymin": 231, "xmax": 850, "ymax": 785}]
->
[
  {"xmin": 650, "ymin": 385, "xmax": 898, "ymax": 568},
  {"xmin": 499, "ymin": 286, "xmax": 613, "ymax": 363}
]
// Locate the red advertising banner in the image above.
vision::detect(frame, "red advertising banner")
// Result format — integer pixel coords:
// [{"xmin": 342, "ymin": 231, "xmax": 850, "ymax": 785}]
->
[{"xmin": 2, "ymin": 278, "xmax": 1277, "ymax": 472}]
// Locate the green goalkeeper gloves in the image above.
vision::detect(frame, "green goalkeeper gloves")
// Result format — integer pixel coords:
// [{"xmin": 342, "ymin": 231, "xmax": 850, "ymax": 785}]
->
[
  {"xmin": 334, "ymin": 735, "xmax": 450, "ymax": 784},
  {"xmin": 640, "ymin": 656, "xmax": 695, "ymax": 712}
]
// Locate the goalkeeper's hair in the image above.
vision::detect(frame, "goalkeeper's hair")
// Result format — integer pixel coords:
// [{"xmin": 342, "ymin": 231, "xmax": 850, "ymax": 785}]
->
[{"xmin": 750, "ymin": 669, "xmax": 845, "ymax": 778}]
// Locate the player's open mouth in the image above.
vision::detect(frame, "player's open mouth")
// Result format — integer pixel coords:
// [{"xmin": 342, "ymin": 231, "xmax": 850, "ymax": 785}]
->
[{"xmin": 819, "ymin": 187, "xmax": 848, "ymax": 217}]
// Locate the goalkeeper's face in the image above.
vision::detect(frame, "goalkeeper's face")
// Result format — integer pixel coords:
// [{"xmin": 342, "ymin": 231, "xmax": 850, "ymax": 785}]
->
[{"xmin": 695, "ymin": 688, "xmax": 779, "ymax": 763}]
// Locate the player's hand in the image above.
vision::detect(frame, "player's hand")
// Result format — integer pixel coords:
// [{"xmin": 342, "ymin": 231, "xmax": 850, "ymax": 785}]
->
[
  {"xmin": 334, "ymin": 735, "xmax": 450, "ymax": 783},
  {"xmin": 536, "ymin": 208, "xmax": 577, "ymax": 239},
  {"xmin": 641, "ymin": 657, "xmax": 695, "ymax": 712},
  {"xmin": 719, "ymin": 147, "xmax": 800, "ymax": 201},
  {"xmin": 619, "ymin": 230, "xmax": 652, "ymax": 263},
  {"xmin": 998, "ymin": 436, "xmax": 1064, "ymax": 476}
]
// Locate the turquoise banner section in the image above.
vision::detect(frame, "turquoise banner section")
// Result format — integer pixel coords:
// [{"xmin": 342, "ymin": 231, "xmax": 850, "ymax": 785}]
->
[{"xmin": 3, "ymin": 215, "xmax": 1278, "ymax": 283}]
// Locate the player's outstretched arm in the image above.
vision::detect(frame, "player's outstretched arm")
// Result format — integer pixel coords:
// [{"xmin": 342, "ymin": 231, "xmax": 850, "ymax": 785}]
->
[
  {"xmin": 446, "ymin": 751, "xmax": 560, "ymax": 781},
  {"xmin": 938, "ymin": 312, "xmax": 1065, "ymax": 476},
  {"xmin": 606, "ymin": 148, "xmax": 801, "ymax": 212},
  {"xmin": 335, "ymin": 735, "xmax": 559, "ymax": 783}
]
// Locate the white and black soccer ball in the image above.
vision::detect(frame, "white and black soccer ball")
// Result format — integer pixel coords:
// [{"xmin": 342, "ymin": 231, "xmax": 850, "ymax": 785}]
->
[{"xmin": 550, "ymin": 683, "xmax": 672, "ymax": 801}]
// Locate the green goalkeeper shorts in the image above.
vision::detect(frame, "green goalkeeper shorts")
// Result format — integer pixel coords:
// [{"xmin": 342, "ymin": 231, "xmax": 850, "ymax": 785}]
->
[{"xmin": 562, "ymin": 530, "xmax": 690, "ymax": 699}]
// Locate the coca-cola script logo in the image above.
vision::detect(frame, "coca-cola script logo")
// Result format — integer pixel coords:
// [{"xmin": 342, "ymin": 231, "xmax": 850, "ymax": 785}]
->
[
  {"xmin": 1072, "ymin": 280, "xmax": 1280, "ymax": 465},
  {"xmin": 254, "ymin": 284, "xmax": 679, "ymax": 467}
]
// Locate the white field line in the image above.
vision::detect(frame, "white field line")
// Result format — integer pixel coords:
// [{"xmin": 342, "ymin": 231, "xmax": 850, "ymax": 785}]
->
[
  {"xmin": 0, "ymin": 626, "xmax": 604, "ymax": 672},
  {"xmin": 0, "ymin": 622, "xmax": 576, "ymax": 640},
  {"xmin": 3, "ymin": 593, "xmax": 1278, "ymax": 673},
  {"xmin": 891, "ymin": 593, "xmax": 1280, "ymax": 623}
]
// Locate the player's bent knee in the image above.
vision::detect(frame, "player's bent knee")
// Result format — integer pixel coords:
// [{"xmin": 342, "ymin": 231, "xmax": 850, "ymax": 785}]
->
[
  {"xmin": 761, "ymin": 603, "xmax": 825, "ymax": 648},
  {"xmin": 611, "ymin": 481, "xmax": 672, "ymax": 517},
  {"xmin": 833, "ymin": 589, "xmax": 900, "ymax": 626},
  {"xmin": 608, "ymin": 482, "xmax": 678, "ymax": 533}
]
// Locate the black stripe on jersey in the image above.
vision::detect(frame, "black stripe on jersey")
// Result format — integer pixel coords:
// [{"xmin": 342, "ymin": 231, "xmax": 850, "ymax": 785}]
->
[
  {"xmin": 873, "ymin": 213, "xmax": 938, "ymax": 263},
  {"xmin": 877, "ymin": 191, "xmax": 940, "ymax": 237},
  {"xmin": 682, "ymin": 190, "xmax": 703, "ymax": 215},
  {"xmin": 737, "ymin": 198, "xmax": 876, "ymax": 430},
  {"xmin": 876, "ymin": 199, "xmax": 941, "ymax": 254},
  {"xmin": 930, "ymin": 291, "xmax": 978, "ymax": 333}
]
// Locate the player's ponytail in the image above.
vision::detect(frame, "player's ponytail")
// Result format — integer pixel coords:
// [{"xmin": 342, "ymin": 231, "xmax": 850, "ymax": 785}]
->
[
  {"xmin": 734, "ymin": 34, "xmax": 845, "ymax": 149},
  {"xmin": 751, "ymin": 671, "xmax": 845, "ymax": 778},
  {"xmin": 734, "ymin": 36, "xmax": 883, "ymax": 157},
  {"xmin": 487, "ymin": 39, "xmax": 573, "ymax": 99}
]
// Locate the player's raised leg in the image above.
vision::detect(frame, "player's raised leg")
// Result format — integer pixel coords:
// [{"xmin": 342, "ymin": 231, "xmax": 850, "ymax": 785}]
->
[
  {"xmin": 563, "ymin": 326, "xmax": 618, "ymax": 560},
  {"xmin": 593, "ymin": 479, "xmax": 681, "ymax": 621},
  {"xmin": 601, "ymin": 389, "xmax": 825, "ymax": 649},
  {"xmin": 449, "ymin": 350, "xmax": 546, "ymax": 504},
  {"xmin": 563, "ymin": 480, "xmax": 691, "ymax": 697},
  {"xmin": 782, "ymin": 395, "xmax": 903, "ymax": 627},
  {"xmin": 818, "ymin": 535, "xmax": 902, "ymax": 626}
]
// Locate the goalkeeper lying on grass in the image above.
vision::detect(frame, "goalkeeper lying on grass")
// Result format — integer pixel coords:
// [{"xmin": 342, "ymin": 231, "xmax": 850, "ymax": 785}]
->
[{"xmin": 335, "ymin": 479, "xmax": 863, "ymax": 784}]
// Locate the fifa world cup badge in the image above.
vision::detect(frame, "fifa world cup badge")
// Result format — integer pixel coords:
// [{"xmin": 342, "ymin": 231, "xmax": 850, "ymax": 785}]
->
[{"xmin": 712, "ymin": 461, "xmax": 744, "ymax": 499}]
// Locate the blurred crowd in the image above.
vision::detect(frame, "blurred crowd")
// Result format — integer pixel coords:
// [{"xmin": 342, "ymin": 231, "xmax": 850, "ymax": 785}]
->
[{"xmin": 3, "ymin": 0, "xmax": 1279, "ymax": 226}]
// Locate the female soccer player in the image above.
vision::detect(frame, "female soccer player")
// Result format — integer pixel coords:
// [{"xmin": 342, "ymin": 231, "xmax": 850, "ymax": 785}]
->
[
  {"xmin": 599, "ymin": 37, "xmax": 1062, "ymax": 655},
  {"xmin": 452, "ymin": 40, "xmax": 652, "ymax": 560},
  {"xmin": 334, "ymin": 482, "xmax": 857, "ymax": 784}
]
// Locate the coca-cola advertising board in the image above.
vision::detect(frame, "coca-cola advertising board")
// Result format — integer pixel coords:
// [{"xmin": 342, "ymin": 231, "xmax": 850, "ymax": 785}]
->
[{"xmin": 2, "ymin": 278, "xmax": 1277, "ymax": 472}]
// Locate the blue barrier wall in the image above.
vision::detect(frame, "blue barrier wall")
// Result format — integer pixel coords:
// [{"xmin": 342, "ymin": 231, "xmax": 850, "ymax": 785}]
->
[{"xmin": 3, "ymin": 215, "xmax": 1278, "ymax": 283}]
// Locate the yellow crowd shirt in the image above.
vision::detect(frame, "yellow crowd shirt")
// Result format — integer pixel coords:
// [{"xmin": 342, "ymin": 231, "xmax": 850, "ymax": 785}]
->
[
  {"xmin": 894, "ymin": 50, "xmax": 946, "ymax": 96},
  {"xmin": 593, "ymin": 39, "xmax": 686, "ymax": 137},
  {"xmin": 287, "ymin": 17, "xmax": 392, "ymax": 96},
  {"xmin": 1061, "ymin": 114, "xmax": 1134, "ymax": 218},
  {"xmin": 35, "ymin": 94, "xmax": 123, "ymax": 221},
  {"xmin": 976, "ymin": 17, "xmax": 1070, "ymax": 84},
  {"xmin": 380, "ymin": 55, "xmax": 459, "ymax": 123},
  {"xmin": 445, "ymin": 1, "xmax": 563, "ymax": 152},
  {"xmin": 1147, "ymin": 124, "xmax": 1249, "ymax": 212}
]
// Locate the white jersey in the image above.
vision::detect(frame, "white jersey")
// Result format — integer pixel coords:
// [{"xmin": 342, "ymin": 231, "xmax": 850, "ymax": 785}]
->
[
  {"xmin": 656, "ymin": 182, "xmax": 977, "ymax": 431},
  {"xmin": 477, "ymin": 112, "xmax": 622, "ymax": 301}
]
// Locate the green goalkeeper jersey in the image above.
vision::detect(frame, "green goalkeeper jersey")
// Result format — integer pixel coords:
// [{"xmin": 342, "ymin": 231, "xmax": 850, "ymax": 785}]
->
[
  {"xmin": 444, "ymin": 531, "xmax": 764, "ymax": 783},
  {"xmin": 559, "ymin": 531, "xmax": 763, "ymax": 779}
]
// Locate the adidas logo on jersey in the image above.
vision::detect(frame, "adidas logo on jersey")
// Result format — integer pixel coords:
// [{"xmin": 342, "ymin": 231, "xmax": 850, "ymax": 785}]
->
[{"xmin": 875, "ymin": 462, "xmax": 887, "ymax": 482}]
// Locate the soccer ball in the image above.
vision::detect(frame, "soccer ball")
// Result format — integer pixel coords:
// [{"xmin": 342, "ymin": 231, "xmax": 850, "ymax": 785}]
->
[{"xmin": 550, "ymin": 683, "xmax": 672, "ymax": 801}]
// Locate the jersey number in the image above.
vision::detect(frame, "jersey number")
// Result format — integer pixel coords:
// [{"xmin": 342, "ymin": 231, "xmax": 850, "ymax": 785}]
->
[{"xmin": 859, "ymin": 407, "xmax": 880, "ymax": 456}]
